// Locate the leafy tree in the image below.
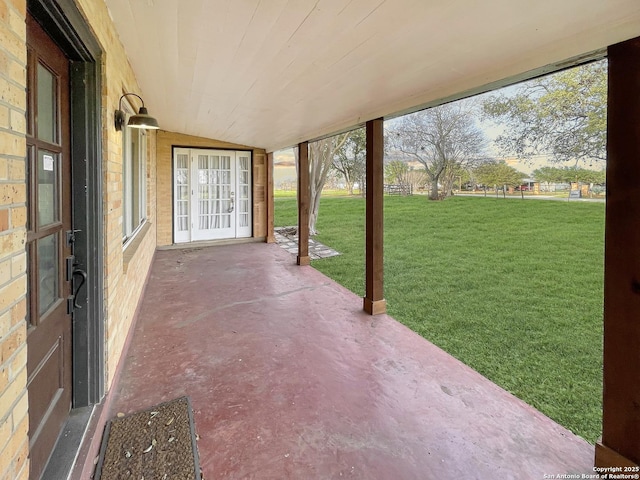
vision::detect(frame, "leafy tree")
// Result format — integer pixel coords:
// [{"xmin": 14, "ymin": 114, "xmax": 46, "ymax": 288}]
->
[
  {"xmin": 474, "ymin": 161, "xmax": 525, "ymax": 190},
  {"xmin": 333, "ymin": 128, "xmax": 365, "ymax": 195},
  {"xmin": 384, "ymin": 160, "xmax": 409, "ymax": 184},
  {"xmin": 531, "ymin": 166, "xmax": 565, "ymax": 185},
  {"xmin": 532, "ymin": 166, "xmax": 606, "ymax": 185},
  {"xmin": 482, "ymin": 60, "xmax": 606, "ymax": 164},
  {"xmin": 579, "ymin": 169, "xmax": 606, "ymax": 184},
  {"xmin": 387, "ymin": 101, "xmax": 486, "ymax": 200}
]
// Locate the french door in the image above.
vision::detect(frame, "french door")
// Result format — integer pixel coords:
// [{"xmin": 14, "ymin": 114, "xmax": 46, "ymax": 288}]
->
[{"xmin": 174, "ymin": 148, "xmax": 252, "ymax": 242}]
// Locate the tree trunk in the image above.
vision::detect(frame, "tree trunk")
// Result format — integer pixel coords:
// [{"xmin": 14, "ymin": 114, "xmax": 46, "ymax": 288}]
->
[
  {"xmin": 441, "ymin": 175, "xmax": 454, "ymax": 198},
  {"xmin": 429, "ymin": 177, "xmax": 440, "ymax": 200},
  {"xmin": 347, "ymin": 182, "xmax": 354, "ymax": 196},
  {"xmin": 306, "ymin": 134, "xmax": 348, "ymax": 234},
  {"xmin": 309, "ymin": 183, "xmax": 322, "ymax": 235}
]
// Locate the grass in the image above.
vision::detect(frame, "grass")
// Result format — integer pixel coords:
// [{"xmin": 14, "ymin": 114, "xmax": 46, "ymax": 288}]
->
[{"xmin": 274, "ymin": 194, "xmax": 605, "ymax": 443}]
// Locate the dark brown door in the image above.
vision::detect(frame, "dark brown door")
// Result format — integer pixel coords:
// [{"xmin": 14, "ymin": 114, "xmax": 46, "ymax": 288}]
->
[{"xmin": 25, "ymin": 14, "xmax": 73, "ymax": 480}]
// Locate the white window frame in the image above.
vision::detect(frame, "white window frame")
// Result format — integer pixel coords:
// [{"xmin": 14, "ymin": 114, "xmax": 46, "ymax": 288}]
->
[{"xmin": 122, "ymin": 101, "xmax": 147, "ymax": 245}]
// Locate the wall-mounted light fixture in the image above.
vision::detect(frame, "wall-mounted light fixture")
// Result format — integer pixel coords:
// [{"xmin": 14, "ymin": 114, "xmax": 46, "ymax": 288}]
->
[{"xmin": 114, "ymin": 93, "xmax": 159, "ymax": 131}]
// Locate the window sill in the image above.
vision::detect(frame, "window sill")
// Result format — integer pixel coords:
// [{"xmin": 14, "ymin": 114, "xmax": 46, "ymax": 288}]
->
[{"xmin": 123, "ymin": 222, "xmax": 151, "ymax": 274}]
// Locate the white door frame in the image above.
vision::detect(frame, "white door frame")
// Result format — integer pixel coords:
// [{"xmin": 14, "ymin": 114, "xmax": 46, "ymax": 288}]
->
[{"xmin": 173, "ymin": 147, "xmax": 252, "ymax": 243}]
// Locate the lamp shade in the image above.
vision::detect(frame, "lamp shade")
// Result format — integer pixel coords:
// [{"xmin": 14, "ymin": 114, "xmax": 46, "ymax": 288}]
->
[
  {"xmin": 114, "ymin": 93, "xmax": 160, "ymax": 131},
  {"xmin": 127, "ymin": 106, "xmax": 159, "ymax": 129}
]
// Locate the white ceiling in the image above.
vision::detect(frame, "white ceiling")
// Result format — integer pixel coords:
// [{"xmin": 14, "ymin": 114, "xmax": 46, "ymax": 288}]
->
[{"xmin": 104, "ymin": 0, "xmax": 640, "ymax": 152}]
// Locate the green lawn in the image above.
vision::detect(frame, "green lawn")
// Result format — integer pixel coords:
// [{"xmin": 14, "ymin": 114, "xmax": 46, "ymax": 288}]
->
[{"xmin": 274, "ymin": 195, "xmax": 605, "ymax": 443}]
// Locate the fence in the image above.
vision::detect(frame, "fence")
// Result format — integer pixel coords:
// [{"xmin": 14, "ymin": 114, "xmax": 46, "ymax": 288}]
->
[{"xmin": 384, "ymin": 184, "xmax": 413, "ymax": 195}]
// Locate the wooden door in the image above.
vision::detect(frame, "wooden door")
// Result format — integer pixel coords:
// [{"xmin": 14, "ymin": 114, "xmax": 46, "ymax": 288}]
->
[{"xmin": 25, "ymin": 14, "xmax": 73, "ymax": 480}]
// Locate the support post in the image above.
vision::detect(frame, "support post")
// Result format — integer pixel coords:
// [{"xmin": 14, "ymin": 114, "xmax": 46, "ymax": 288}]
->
[
  {"xmin": 297, "ymin": 142, "xmax": 310, "ymax": 266},
  {"xmin": 363, "ymin": 118, "xmax": 386, "ymax": 315},
  {"xmin": 596, "ymin": 37, "xmax": 640, "ymax": 469},
  {"xmin": 266, "ymin": 152, "xmax": 276, "ymax": 243}
]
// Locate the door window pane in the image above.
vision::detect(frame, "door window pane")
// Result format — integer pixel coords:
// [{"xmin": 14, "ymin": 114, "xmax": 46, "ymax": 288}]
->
[
  {"xmin": 38, "ymin": 234, "xmax": 59, "ymax": 315},
  {"xmin": 176, "ymin": 153, "xmax": 190, "ymax": 232},
  {"xmin": 38, "ymin": 150, "xmax": 58, "ymax": 227},
  {"xmin": 26, "ymin": 247, "xmax": 31, "ymax": 325},
  {"xmin": 37, "ymin": 63, "xmax": 56, "ymax": 143},
  {"xmin": 237, "ymin": 155, "xmax": 250, "ymax": 228},
  {"xmin": 26, "ymin": 147, "xmax": 32, "ymax": 231}
]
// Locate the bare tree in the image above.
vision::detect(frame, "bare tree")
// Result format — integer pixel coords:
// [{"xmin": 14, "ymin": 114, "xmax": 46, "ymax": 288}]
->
[
  {"xmin": 387, "ymin": 101, "xmax": 486, "ymax": 200},
  {"xmin": 384, "ymin": 160, "xmax": 427, "ymax": 194},
  {"xmin": 294, "ymin": 133, "xmax": 348, "ymax": 234}
]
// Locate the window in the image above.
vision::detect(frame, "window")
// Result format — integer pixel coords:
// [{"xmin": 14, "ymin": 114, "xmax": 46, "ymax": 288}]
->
[{"xmin": 122, "ymin": 103, "xmax": 147, "ymax": 243}]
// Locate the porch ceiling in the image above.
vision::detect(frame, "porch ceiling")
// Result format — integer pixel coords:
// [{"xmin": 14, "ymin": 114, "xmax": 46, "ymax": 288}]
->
[{"xmin": 104, "ymin": 0, "xmax": 640, "ymax": 152}]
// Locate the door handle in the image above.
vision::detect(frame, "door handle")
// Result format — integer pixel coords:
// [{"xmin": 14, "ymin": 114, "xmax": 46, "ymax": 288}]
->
[
  {"xmin": 228, "ymin": 191, "xmax": 235, "ymax": 213},
  {"xmin": 72, "ymin": 269, "xmax": 87, "ymax": 309}
]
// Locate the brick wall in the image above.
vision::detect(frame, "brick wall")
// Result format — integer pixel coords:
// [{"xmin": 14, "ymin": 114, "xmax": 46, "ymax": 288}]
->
[
  {"xmin": 0, "ymin": 0, "xmax": 29, "ymax": 478},
  {"xmin": 156, "ymin": 130, "xmax": 267, "ymax": 246},
  {"xmin": 0, "ymin": 0, "xmax": 160, "ymax": 477}
]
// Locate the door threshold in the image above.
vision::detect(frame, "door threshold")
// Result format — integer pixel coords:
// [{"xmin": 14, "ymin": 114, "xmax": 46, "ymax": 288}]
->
[
  {"xmin": 41, "ymin": 406, "xmax": 94, "ymax": 480},
  {"xmin": 159, "ymin": 236, "xmax": 266, "ymax": 250}
]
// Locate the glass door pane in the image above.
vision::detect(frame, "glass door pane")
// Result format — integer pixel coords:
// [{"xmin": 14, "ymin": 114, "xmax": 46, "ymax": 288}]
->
[
  {"xmin": 237, "ymin": 155, "xmax": 250, "ymax": 228},
  {"xmin": 236, "ymin": 154, "xmax": 252, "ymax": 238},
  {"xmin": 37, "ymin": 150, "xmax": 58, "ymax": 227},
  {"xmin": 176, "ymin": 153, "xmax": 189, "ymax": 232},
  {"xmin": 37, "ymin": 233, "xmax": 59, "ymax": 315},
  {"xmin": 36, "ymin": 63, "xmax": 56, "ymax": 143}
]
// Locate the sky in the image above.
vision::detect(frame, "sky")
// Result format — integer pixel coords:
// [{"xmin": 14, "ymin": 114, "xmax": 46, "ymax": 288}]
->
[{"xmin": 273, "ymin": 68, "xmax": 606, "ymax": 176}]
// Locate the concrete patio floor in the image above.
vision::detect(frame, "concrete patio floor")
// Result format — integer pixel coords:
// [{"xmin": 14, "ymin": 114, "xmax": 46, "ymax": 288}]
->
[{"xmin": 105, "ymin": 242, "xmax": 594, "ymax": 479}]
